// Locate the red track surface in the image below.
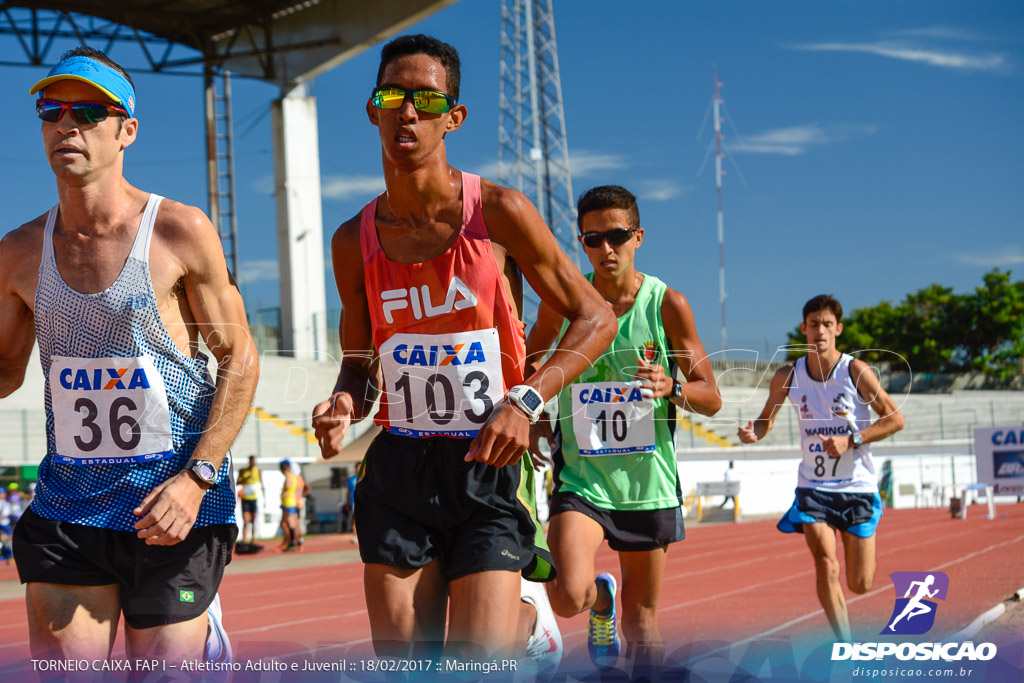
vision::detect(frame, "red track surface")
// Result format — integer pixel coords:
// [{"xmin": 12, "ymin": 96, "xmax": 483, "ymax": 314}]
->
[{"xmin": 1, "ymin": 504, "xmax": 1022, "ymax": 674}]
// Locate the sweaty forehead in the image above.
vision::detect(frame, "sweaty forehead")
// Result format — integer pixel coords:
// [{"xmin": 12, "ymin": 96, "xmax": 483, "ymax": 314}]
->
[
  {"xmin": 381, "ymin": 53, "xmax": 448, "ymax": 90},
  {"xmin": 40, "ymin": 78, "xmax": 115, "ymax": 104},
  {"xmin": 580, "ymin": 207, "xmax": 633, "ymax": 231}
]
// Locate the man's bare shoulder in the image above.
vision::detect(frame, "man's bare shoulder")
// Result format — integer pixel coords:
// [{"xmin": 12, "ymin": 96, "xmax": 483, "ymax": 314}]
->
[
  {"xmin": 661, "ymin": 286, "xmax": 693, "ymax": 314},
  {"xmin": 478, "ymin": 178, "xmax": 539, "ymax": 246},
  {"xmin": 331, "ymin": 212, "xmax": 362, "ymax": 251},
  {"xmin": 151, "ymin": 198, "xmax": 214, "ymax": 245},
  {"xmin": 479, "ymin": 178, "xmax": 532, "ymax": 218},
  {"xmin": 0, "ymin": 214, "xmax": 47, "ymax": 280},
  {"xmin": 772, "ymin": 363, "xmax": 797, "ymax": 387}
]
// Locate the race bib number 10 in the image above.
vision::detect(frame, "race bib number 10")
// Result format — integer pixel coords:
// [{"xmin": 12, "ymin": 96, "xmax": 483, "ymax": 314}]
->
[
  {"xmin": 572, "ymin": 381, "xmax": 656, "ymax": 456},
  {"xmin": 379, "ymin": 329, "xmax": 504, "ymax": 438},
  {"xmin": 49, "ymin": 356, "xmax": 174, "ymax": 465}
]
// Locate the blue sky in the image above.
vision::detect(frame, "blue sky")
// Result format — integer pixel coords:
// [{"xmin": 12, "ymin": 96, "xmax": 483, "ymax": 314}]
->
[{"xmin": 1, "ymin": 0, "xmax": 1021, "ymax": 358}]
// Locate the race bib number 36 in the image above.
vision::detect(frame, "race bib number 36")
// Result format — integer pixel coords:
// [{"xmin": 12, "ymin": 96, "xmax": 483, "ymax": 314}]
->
[
  {"xmin": 379, "ymin": 329, "xmax": 504, "ymax": 438},
  {"xmin": 572, "ymin": 382, "xmax": 656, "ymax": 456},
  {"xmin": 49, "ymin": 356, "xmax": 174, "ymax": 465}
]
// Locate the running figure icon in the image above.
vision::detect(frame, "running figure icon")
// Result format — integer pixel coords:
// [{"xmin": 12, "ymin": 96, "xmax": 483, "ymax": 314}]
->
[{"xmin": 887, "ymin": 574, "xmax": 939, "ymax": 632}]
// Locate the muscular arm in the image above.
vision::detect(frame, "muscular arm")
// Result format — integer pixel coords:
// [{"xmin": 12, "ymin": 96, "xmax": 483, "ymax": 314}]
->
[
  {"xmin": 178, "ymin": 206, "xmax": 261, "ymax": 468},
  {"xmin": 849, "ymin": 359, "xmax": 905, "ymax": 445},
  {"xmin": 455, "ymin": 183, "xmax": 616, "ymax": 466},
  {"xmin": 0, "ymin": 227, "xmax": 39, "ymax": 397},
  {"xmin": 737, "ymin": 365, "xmax": 794, "ymax": 443},
  {"xmin": 133, "ymin": 205, "xmax": 259, "ymax": 543},
  {"xmin": 660, "ymin": 288, "xmax": 721, "ymax": 416},
  {"xmin": 483, "ymin": 184, "xmax": 617, "ymax": 400}
]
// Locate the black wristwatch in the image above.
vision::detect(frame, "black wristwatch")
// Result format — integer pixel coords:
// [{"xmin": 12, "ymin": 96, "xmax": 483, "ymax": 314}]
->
[
  {"xmin": 184, "ymin": 459, "xmax": 219, "ymax": 489},
  {"xmin": 849, "ymin": 432, "xmax": 863, "ymax": 450},
  {"xmin": 671, "ymin": 380, "xmax": 683, "ymax": 399}
]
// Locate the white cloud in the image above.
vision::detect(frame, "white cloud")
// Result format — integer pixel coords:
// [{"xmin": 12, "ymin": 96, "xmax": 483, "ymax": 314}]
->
[
  {"xmin": 321, "ymin": 174, "xmax": 386, "ymax": 201},
  {"xmin": 237, "ymin": 259, "xmax": 279, "ymax": 285},
  {"xmin": 636, "ymin": 180, "xmax": 689, "ymax": 202},
  {"xmin": 790, "ymin": 41, "xmax": 1007, "ymax": 72},
  {"xmin": 954, "ymin": 246, "xmax": 1024, "ymax": 267},
  {"xmin": 887, "ymin": 26, "xmax": 995, "ymax": 42},
  {"xmin": 728, "ymin": 123, "xmax": 876, "ymax": 156}
]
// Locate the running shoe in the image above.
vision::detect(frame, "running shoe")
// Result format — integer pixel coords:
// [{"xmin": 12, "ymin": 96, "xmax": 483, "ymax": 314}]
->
[
  {"xmin": 587, "ymin": 573, "xmax": 621, "ymax": 669},
  {"xmin": 521, "ymin": 578, "xmax": 562, "ymax": 678},
  {"xmin": 205, "ymin": 593, "xmax": 233, "ymax": 664}
]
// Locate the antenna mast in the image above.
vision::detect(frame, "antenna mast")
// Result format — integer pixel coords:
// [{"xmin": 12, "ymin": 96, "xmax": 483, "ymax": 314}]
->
[{"xmin": 713, "ymin": 69, "xmax": 727, "ymax": 357}]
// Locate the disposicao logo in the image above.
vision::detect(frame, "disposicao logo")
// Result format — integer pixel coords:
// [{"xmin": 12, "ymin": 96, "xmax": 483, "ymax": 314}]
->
[
  {"xmin": 832, "ymin": 571, "xmax": 998, "ymax": 663},
  {"xmin": 882, "ymin": 571, "xmax": 949, "ymax": 635}
]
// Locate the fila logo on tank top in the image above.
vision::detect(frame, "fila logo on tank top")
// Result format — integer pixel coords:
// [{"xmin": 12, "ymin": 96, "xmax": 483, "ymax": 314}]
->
[{"xmin": 361, "ymin": 173, "xmax": 527, "ymax": 439}]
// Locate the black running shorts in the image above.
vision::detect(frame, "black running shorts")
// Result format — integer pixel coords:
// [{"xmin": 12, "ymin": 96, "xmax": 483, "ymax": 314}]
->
[
  {"xmin": 241, "ymin": 499, "xmax": 258, "ymax": 515},
  {"xmin": 354, "ymin": 430, "xmax": 548, "ymax": 582},
  {"xmin": 13, "ymin": 507, "xmax": 236, "ymax": 629},
  {"xmin": 549, "ymin": 490, "xmax": 685, "ymax": 552}
]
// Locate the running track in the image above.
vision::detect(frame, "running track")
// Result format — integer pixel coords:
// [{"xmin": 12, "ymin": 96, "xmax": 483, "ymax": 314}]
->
[{"xmin": 1, "ymin": 504, "xmax": 1022, "ymax": 676}]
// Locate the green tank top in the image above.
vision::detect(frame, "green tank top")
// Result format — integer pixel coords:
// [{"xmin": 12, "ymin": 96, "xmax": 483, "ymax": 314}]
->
[{"xmin": 555, "ymin": 273, "xmax": 680, "ymax": 510}]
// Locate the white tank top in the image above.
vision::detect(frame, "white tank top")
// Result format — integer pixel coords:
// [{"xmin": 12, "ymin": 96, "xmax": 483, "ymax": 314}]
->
[
  {"xmin": 787, "ymin": 354, "xmax": 877, "ymax": 493},
  {"xmin": 33, "ymin": 194, "xmax": 235, "ymax": 530}
]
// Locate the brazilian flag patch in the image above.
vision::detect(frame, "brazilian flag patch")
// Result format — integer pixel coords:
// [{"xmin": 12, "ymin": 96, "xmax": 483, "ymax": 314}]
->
[{"xmin": 179, "ymin": 590, "xmax": 195, "ymax": 603}]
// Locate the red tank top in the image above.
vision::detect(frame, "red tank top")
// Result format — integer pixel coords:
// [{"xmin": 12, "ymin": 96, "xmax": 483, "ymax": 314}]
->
[{"xmin": 360, "ymin": 172, "xmax": 527, "ymax": 438}]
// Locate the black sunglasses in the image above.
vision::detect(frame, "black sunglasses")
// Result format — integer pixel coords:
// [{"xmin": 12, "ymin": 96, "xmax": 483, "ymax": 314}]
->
[
  {"xmin": 36, "ymin": 99, "xmax": 128, "ymax": 125},
  {"xmin": 580, "ymin": 227, "xmax": 639, "ymax": 249}
]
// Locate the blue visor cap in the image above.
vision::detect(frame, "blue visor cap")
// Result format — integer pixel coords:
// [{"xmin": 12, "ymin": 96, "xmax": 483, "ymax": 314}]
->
[{"xmin": 29, "ymin": 56, "xmax": 136, "ymax": 118}]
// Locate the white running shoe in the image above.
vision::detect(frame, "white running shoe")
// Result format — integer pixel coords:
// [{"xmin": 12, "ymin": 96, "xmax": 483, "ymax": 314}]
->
[
  {"xmin": 521, "ymin": 578, "xmax": 562, "ymax": 679},
  {"xmin": 205, "ymin": 593, "xmax": 233, "ymax": 664}
]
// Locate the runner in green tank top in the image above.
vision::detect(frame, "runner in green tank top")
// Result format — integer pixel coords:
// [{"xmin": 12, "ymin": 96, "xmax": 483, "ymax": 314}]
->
[{"xmin": 526, "ymin": 186, "xmax": 721, "ymax": 678}]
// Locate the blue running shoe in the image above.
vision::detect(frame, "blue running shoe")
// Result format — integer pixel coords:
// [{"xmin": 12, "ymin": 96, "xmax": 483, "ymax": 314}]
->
[{"xmin": 587, "ymin": 573, "xmax": 620, "ymax": 669}]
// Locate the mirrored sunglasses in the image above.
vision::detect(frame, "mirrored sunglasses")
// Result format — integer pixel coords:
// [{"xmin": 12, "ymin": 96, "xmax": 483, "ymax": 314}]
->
[
  {"xmin": 371, "ymin": 86, "xmax": 457, "ymax": 114},
  {"xmin": 36, "ymin": 99, "xmax": 128, "ymax": 125}
]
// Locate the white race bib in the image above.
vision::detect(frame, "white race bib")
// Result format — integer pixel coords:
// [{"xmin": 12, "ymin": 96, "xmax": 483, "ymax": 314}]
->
[
  {"xmin": 802, "ymin": 438, "xmax": 858, "ymax": 483},
  {"xmin": 242, "ymin": 484, "xmax": 259, "ymax": 497},
  {"xmin": 378, "ymin": 329, "xmax": 504, "ymax": 438},
  {"xmin": 49, "ymin": 356, "xmax": 174, "ymax": 465},
  {"xmin": 571, "ymin": 381, "xmax": 656, "ymax": 456}
]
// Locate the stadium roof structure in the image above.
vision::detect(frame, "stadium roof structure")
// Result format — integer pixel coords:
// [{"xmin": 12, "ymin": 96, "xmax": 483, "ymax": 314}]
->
[{"xmin": 0, "ymin": 0, "xmax": 458, "ymax": 84}]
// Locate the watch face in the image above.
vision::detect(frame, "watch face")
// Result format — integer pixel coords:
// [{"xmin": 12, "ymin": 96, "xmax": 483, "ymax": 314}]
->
[
  {"xmin": 521, "ymin": 389, "xmax": 543, "ymax": 412},
  {"xmin": 197, "ymin": 462, "xmax": 217, "ymax": 480}
]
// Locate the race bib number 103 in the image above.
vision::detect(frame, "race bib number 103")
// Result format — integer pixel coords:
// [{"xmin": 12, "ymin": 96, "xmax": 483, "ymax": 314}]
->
[
  {"xmin": 378, "ymin": 329, "xmax": 504, "ymax": 438},
  {"xmin": 49, "ymin": 356, "xmax": 174, "ymax": 465}
]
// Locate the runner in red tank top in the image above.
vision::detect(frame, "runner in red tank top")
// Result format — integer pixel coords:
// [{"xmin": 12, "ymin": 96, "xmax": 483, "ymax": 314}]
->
[{"xmin": 311, "ymin": 35, "xmax": 616, "ymax": 666}]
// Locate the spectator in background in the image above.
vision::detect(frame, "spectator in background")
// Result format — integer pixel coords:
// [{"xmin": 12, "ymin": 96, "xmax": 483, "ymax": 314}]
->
[
  {"xmin": 0, "ymin": 489, "xmax": 12, "ymax": 564},
  {"xmin": 279, "ymin": 460, "xmax": 301, "ymax": 552},
  {"xmin": 294, "ymin": 468, "xmax": 312, "ymax": 548},
  {"xmin": 720, "ymin": 461, "xmax": 737, "ymax": 509},
  {"xmin": 6, "ymin": 484, "xmax": 23, "ymax": 526},
  {"xmin": 236, "ymin": 456, "xmax": 265, "ymax": 546}
]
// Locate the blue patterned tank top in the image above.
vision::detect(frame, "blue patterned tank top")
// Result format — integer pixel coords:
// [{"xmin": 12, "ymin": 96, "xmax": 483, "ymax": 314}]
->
[{"xmin": 32, "ymin": 194, "xmax": 236, "ymax": 530}]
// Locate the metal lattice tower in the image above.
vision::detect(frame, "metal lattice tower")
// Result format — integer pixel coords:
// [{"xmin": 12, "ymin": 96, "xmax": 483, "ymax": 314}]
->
[
  {"xmin": 205, "ymin": 69, "xmax": 239, "ymax": 279},
  {"xmin": 498, "ymin": 0, "xmax": 578, "ymax": 321}
]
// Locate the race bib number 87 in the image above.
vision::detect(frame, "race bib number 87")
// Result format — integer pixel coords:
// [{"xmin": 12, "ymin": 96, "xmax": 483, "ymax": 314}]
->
[
  {"xmin": 379, "ymin": 329, "xmax": 504, "ymax": 438},
  {"xmin": 572, "ymin": 381, "xmax": 656, "ymax": 456},
  {"xmin": 49, "ymin": 356, "xmax": 174, "ymax": 465}
]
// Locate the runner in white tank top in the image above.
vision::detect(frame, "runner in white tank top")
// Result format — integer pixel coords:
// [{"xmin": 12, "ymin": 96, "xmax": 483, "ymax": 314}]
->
[
  {"xmin": 738, "ymin": 295, "xmax": 904, "ymax": 641},
  {"xmin": 0, "ymin": 48, "xmax": 258, "ymax": 665}
]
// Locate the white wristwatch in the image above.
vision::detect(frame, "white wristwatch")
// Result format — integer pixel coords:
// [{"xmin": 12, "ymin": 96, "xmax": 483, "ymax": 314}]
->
[{"xmin": 505, "ymin": 385, "xmax": 545, "ymax": 423}]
